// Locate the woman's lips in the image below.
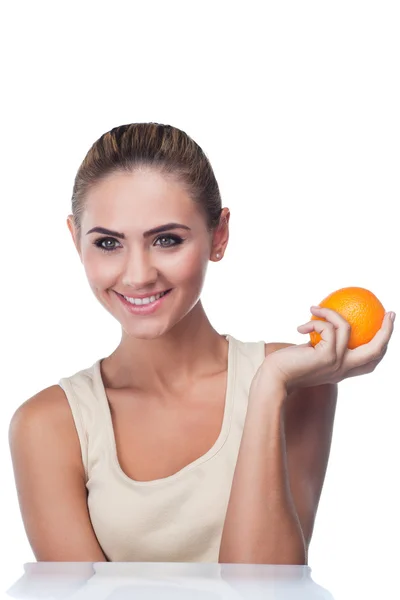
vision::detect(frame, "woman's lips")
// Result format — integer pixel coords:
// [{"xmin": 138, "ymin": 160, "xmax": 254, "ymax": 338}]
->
[{"xmin": 114, "ymin": 289, "xmax": 172, "ymax": 315}]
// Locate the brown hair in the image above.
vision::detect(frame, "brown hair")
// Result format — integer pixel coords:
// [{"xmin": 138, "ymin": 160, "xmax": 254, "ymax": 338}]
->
[{"xmin": 71, "ymin": 122, "xmax": 222, "ymax": 242}]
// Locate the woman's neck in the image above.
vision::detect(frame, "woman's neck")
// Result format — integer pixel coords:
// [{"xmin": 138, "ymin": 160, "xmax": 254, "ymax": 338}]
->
[{"xmin": 101, "ymin": 301, "xmax": 228, "ymax": 395}]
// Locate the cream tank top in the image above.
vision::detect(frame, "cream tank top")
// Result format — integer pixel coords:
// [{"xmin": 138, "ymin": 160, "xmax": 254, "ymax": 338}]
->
[{"xmin": 57, "ymin": 334, "xmax": 266, "ymax": 562}]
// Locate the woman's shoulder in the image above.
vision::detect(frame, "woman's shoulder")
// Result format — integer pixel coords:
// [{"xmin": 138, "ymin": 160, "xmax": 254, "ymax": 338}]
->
[
  {"xmin": 9, "ymin": 385, "xmax": 81, "ymax": 456},
  {"xmin": 9, "ymin": 385, "xmax": 86, "ymax": 479},
  {"xmin": 10, "ymin": 384, "xmax": 73, "ymax": 424},
  {"xmin": 10, "ymin": 355, "xmax": 99, "ymax": 430}
]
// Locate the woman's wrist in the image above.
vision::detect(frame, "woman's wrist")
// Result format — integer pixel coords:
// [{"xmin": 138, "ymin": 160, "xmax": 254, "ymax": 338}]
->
[{"xmin": 249, "ymin": 368, "xmax": 288, "ymax": 408}]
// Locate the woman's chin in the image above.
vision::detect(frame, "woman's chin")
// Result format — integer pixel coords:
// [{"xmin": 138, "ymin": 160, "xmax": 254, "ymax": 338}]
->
[{"xmin": 120, "ymin": 323, "xmax": 171, "ymax": 341}]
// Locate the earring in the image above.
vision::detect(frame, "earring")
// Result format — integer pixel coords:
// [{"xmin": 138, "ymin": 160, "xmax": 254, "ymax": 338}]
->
[{"xmin": 216, "ymin": 253, "xmax": 220, "ymax": 259}]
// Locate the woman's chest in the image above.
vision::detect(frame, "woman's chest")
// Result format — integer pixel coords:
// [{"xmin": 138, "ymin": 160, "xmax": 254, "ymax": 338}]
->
[{"xmin": 105, "ymin": 374, "xmax": 228, "ymax": 482}]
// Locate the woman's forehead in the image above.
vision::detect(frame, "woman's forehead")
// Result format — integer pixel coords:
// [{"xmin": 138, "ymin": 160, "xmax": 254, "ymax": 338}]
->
[{"xmin": 81, "ymin": 171, "xmax": 205, "ymax": 235}]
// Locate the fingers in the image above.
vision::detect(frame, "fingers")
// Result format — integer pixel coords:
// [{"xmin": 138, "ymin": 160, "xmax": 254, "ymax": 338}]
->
[
  {"xmin": 297, "ymin": 311, "xmax": 336, "ymax": 361},
  {"xmin": 310, "ymin": 306, "xmax": 351, "ymax": 359},
  {"xmin": 345, "ymin": 311, "xmax": 395, "ymax": 371},
  {"xmin": 297, "ymin": 306, "xmax": 395, "ymax": 377},
  {"xmin": 298, "ymin": 306, "xmax": 351, "ymax": 363}
]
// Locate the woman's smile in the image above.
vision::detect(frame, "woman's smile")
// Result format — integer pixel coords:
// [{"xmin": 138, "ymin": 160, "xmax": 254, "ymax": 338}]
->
[{"xmin": 114, "ymin": 288, "xmax": 173, "ymax": 315}]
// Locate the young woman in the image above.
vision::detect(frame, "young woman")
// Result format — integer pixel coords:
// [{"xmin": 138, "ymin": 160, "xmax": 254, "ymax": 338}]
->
[{"xmin": 9, "ymin": 123, "xmax": 395, "ymax": 565}]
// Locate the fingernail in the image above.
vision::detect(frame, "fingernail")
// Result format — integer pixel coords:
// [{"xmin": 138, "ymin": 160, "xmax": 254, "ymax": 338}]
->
[{"xmin": 390, "ymin": 312, "xmax": 396, "ymax": 322}]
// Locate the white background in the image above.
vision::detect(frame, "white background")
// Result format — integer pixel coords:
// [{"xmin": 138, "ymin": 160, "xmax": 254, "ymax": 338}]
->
[{"xmin": 1, "ymin": 1, "xmax": 399, "ymax": 597}]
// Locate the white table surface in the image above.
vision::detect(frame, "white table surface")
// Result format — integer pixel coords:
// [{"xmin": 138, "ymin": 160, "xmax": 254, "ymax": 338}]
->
[{"xmin": 4, "ymin": 560, "xmax": 396, "ymax": 600}]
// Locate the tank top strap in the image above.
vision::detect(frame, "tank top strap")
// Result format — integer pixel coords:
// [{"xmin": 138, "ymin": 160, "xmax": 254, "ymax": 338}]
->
[
  {"xmin": 58, "ymin": 361, "xmax": 101, "ymax": 484},
  {"xmin": 223, "ymin": 334, "xmax": 266, "ymax": 429},
  {"xmin": 225, "ymin": 334, "xmax": 266, "ymax": 378}
]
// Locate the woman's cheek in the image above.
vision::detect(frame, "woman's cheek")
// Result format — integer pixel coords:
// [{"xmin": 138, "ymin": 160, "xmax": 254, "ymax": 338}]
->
[
  {"xmin": 83, "ymin": 253, "xmax": 116, "ymax": 288},
  {"xmin": 170, "ymin": 248, "xmax": 206, "ymax": 282}
]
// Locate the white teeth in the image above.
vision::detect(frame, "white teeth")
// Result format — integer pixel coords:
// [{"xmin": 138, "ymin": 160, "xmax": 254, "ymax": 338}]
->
[{"xmin": 123, "ymin": 291, "xmax": 167, "ymax": 305}]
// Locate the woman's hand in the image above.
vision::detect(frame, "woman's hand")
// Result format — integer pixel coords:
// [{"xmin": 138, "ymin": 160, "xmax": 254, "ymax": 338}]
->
[{"xmin": 254, "ymin": 306, "xmax": 396, "ymax": 394}]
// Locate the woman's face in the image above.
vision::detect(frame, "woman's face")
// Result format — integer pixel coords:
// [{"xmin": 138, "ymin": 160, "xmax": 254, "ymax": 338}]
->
[{"xmin": 67, "ymin": 168, "xmax": 229, "ymax": 339}]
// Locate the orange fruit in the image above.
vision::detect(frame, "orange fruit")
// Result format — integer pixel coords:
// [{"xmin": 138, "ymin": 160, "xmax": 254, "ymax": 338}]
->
[{"xmin": 309, "ymin": 287, "xmax": 385, "ymax": 349}]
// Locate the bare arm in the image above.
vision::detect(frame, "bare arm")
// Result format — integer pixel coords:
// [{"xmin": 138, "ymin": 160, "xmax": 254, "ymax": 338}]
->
[
  {"xmin": 8, "ymin": 386, "xmax": 108, "ymax": 562},
  {"xmin": 284, "ymin": 382, "xmax": 337, "ymax": 547},
  {"xmin": 218, "ymin": 380, "xmax": 306, "ymax": 564},
  {"xmin": 218, "ymin": 342, "xmax": 337, "ymax": 564}
]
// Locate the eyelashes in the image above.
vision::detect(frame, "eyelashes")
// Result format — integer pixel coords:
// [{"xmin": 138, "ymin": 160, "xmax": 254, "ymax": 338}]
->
[{"xmin": 93, "ymin": 234, "xmax": 184, "ymax": 254}]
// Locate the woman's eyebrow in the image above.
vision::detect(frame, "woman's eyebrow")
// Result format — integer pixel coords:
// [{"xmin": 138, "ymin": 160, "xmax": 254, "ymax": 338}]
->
[{"xmin": 86, "ymin": 223, "xmax": 191, "ymax": 239}]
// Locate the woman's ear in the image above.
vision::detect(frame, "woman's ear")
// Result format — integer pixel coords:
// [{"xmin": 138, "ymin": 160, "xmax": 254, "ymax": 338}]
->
[
  {"xmin": 66, "ymin": 215, "xmax": 83, "ymax": 263},
  {"xmin": 211, "ymin": 208, "xmax": 230, "ymax": 261}
]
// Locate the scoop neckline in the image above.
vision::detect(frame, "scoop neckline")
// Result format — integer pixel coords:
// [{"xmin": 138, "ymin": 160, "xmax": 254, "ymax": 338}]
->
[{"xmin": 94, "ymin": 334, "xmax": 236, "ymax": 486}]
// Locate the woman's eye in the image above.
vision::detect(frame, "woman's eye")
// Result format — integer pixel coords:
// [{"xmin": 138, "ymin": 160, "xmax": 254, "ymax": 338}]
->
[
  {"xmin": 93, "ymin": 237, "xmax": 120, "ymax": 253},
  {"xmin": 155, "ymin": 235, "xmax": 183, "ymax": 248},
  {"xmin": 93, "ymin": 234, "xmax": 183, "ymax": 253}
]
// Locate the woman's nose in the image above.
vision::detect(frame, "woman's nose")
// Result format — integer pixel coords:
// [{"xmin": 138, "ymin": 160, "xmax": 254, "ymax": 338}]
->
[{"xmin": 121, "ymin": 248, "xmax": 158, "ymax": 288}]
